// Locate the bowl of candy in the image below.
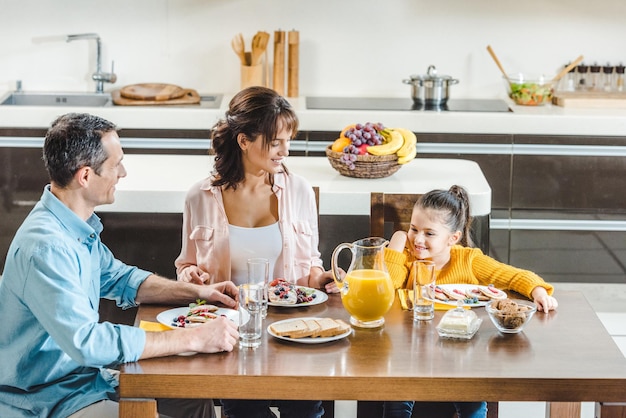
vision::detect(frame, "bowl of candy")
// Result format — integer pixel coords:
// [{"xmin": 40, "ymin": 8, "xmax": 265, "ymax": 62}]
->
[
  {"xmin": 485, "ymin": 298, "xmax": 537, "ymax": 334},
  {"xmin": 504, "ymin": 74, "xmax": 554, "ymax": 106}
]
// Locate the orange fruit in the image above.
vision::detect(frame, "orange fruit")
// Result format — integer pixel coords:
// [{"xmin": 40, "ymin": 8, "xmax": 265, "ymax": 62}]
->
[
  {"xmin": 331, "ymin": 137, "xmax": 351, "ymax": 152},
  {"xmin": 339, "ymin": 124, "xmax": 357, "ymax": 140}
]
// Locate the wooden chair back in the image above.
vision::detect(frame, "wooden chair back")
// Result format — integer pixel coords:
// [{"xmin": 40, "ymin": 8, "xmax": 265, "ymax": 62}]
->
[{"xmin": 370, "ymin": 192, "xmax": 421, "ymax": 238}]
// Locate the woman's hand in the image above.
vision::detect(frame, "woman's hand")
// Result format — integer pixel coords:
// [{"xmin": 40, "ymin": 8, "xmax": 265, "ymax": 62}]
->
[
  {"xmin": 180, "ymin": 266, "xmax": 210, "ymax": 284},
  {"xmin": 531, "ymin": 287, "xmax": 558, "ymax": 312}
]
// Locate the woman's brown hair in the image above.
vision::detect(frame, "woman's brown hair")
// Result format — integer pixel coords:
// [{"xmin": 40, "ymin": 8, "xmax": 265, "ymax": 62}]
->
[{"xmin": 211, "ymin": 86, "xmax": 298, "ymax": 190}]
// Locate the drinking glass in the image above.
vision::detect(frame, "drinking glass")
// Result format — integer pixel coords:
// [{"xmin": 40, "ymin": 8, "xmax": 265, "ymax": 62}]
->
[
  {"xmin": 238, "ymin": 283, "xmax": 263, "ymax": 349},
  {"xmin": 412, "ymin": 260, "xmax": 436, "ymax": 321},
  {"xmin": 247, "ymin": 257, "xmax": 269, "ymax": 319}
]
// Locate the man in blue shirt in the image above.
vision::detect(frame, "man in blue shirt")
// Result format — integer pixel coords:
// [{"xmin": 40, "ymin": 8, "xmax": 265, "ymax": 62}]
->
[{"xmin": 0, "ymin": 113, "xmax": 239, "ymax": 418}]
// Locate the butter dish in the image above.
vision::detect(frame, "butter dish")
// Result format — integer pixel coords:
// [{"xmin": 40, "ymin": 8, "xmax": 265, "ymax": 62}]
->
[{"xmin": 436, "ymin": 303, "xmax": 482, "ymax": 340}]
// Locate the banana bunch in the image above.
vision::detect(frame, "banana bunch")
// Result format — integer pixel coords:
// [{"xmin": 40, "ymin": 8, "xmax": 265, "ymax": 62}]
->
[{"xmin": 367, "ymin": 127, "xmax": 417, "ymax": 164}]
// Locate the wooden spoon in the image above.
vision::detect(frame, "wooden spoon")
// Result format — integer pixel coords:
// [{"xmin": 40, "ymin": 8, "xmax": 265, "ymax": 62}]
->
[
  {"xmin": 552, "ymin": 55, "xmax": 584, "ymax": 82},
  {"xmin": 486, "ymin": 45, "xmax": 512, "ymax": 86},
  {"xmin": 231, "ymin": 33, "xmax": 247, "ymax": 65},
  {"xmin": 251, "ymin": 31, "xmax": 270, "ymax": 66}
]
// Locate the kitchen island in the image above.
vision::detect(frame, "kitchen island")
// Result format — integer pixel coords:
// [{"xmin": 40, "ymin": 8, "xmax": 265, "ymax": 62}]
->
[{"xmin": 1, "ymin": 93, "xmax": 625, "ymax": 285}]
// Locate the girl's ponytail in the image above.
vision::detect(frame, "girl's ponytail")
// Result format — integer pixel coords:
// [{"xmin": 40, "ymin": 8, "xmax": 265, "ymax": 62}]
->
[{"xmin": 448, "ymin": 185, "xmax": 474, "ymax": 248}]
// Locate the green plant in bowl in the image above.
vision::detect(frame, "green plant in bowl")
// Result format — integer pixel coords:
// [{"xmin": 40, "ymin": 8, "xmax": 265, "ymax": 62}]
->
[{"xmin": 504, "ymin": 75, "xmax": 554, "ymax": 106}]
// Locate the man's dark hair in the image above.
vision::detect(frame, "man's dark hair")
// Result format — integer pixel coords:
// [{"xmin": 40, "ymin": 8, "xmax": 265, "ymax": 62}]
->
[{"xmin": 43, "ymin": 113, "xmax": 118, "ymax": 187}]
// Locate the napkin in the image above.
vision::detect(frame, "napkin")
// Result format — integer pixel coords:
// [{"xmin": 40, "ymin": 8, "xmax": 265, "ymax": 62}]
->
[{"xmin": 139, "ymin": 320, "xmax": 171, "ymax": 332}]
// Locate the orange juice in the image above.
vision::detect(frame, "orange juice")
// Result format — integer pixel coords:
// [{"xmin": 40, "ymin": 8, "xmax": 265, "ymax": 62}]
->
[{"xmin": 341, "ymin": 269, "xmax": 394, "ymax": 322}]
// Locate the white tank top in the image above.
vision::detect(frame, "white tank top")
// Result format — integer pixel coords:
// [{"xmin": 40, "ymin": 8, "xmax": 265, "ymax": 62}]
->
[{"xmin": 228, "ymin": 222, "xmax": 282, "ymax": 286}]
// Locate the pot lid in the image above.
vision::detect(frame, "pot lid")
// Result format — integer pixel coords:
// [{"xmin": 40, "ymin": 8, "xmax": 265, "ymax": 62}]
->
[{"xmin": 408, "ymin": 65, "xmax": 454, "ymax": 81}]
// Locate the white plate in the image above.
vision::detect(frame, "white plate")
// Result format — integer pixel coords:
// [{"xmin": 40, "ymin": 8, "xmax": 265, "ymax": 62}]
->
[
  {"xmin": 426, "ymin": 284, "xmax": 507, "ymax": 307},
  {"xmin": 267, "ymin": 317, "xmax": 352, "ymax": 344},
  {"xmin": 157, "ymin": 306, "xmax": 245, "ymax": 329},
  {"xmin": 267, "ymin": 286, "xmax": 328, "ymax": 307}
]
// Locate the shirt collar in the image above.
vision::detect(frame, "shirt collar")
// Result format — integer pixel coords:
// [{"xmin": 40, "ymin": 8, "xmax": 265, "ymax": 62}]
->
[{"xmin": 40, "ymin": 185, "xmax": 103, "ymax": 244}]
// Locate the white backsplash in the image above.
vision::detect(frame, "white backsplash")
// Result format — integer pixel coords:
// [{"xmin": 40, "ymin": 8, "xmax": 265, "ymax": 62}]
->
[{"xmin": 1, "ymin": 0, "xmax": 625, "ymax": 99}]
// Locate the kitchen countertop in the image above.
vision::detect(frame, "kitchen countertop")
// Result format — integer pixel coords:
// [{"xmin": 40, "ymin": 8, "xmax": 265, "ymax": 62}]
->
[
  {"xmin": 98, "ymin": 155, "xmax": 492, "ymax": 216},
  {"xmin": 1, "ymin": 90, "xmax": 626, "ymax": 136}
]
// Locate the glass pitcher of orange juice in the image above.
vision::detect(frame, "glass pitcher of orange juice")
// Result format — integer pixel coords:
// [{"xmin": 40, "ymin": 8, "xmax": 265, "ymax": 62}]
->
[{"xmin": 331, "ymin": 237, "xmax": 394, "ymax": 328}]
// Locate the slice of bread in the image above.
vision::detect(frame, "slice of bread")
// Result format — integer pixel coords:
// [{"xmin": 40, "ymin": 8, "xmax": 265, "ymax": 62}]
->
[
  {"xmin": 304, "ymin": 319, "xmax": 322, "ymax": 338},
  {"xmin": 270, "ymin": 319, "xmax": 312, "ymax": 338},
  {"xmin": 270, "ymin": 318, "xmax": 351, "ymax": 339},
  {"xmin": 315, "ymin": 318, "xmax": 343, "ymax": 338},
  {"xmin": 333, "ymin": 319, "xmax": 351, "ymax": 335}
]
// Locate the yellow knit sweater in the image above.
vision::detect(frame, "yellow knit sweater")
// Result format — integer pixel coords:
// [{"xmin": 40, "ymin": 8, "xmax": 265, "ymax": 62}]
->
[{"xmin": 384, "ymin": 244, "xmax": 554, "ymax": 299}]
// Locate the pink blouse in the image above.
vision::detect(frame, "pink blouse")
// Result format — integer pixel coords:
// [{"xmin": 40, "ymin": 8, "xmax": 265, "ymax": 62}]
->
[{"xmin": 175, "ymin": 171, "xmax": 324, "ymax": 285}]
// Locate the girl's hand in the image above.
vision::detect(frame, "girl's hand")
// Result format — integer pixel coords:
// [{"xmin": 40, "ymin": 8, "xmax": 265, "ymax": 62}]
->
[
  {"xmin": 531, "ymin": 287, "xmax": 558, "ymax": 312},
  {"xmin": 388, "ymin": 230, "xmax": 409, "ymax": 252},
  {"xmin": 308, "ymin": 268, "xmax": 341, "ymax": 293}
]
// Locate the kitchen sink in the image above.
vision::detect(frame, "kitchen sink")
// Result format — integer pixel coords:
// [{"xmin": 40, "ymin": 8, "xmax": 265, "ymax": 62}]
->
[
  {"xmin": 0, "ymin": 91, "xmax": 113, "ymax": 107},
  {"xmin": 0, "ymin": 92, "xmax": 222, "ymax": 108}
]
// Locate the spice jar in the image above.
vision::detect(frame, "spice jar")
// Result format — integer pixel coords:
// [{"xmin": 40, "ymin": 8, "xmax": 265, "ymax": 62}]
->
[
  {"xmin": 602, "ymin": 63, "xmax": 614, "ymax": 92},
  {"xmin": 615, "ymin": 63, "xmax": 625, "ymax": 92},
  {"xmin": 576, "ymin": 63, "xmax": 589, "ymax": 91},
  {"xmin": 589, "ymin": 63, "xmax": 601, "ymax": 91}
]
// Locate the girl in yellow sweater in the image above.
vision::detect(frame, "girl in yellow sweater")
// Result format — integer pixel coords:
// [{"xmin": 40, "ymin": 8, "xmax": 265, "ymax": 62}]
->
[
  {"xmin": 385, "ymin": 185, "xmax": 558, "ymax": 312},
  {"xmin": 383, "ymin": 185, "xmax": 558, "ymax": 418}
]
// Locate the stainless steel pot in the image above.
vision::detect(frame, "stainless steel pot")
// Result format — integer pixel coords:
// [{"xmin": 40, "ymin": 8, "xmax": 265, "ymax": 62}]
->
[{"xmin": 403, "ymin": 65, "xmax": 459, "ymax": 106}]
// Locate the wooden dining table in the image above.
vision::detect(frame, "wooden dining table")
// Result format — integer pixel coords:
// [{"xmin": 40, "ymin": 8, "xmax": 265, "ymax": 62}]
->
[{"xmin": 119, "ymin": 290, "xmax": 626, "ymax": 418}]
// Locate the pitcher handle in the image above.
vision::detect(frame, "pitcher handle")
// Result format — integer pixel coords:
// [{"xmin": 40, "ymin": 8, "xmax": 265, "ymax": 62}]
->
[{"xmin": 331, "ymin": 242, "xmax": 352, "ymax": 289}]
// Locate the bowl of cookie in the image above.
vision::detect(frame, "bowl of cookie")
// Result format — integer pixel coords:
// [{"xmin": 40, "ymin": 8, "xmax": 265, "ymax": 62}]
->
[{"xmin": 485, "ymin": 298, "xmax": 537, "ymax": 334}]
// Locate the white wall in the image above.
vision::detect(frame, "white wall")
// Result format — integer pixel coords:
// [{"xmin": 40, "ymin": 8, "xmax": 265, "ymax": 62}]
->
[{"xmin": 1, "ymin": 0, "xmax": 625, "ymax": 99}]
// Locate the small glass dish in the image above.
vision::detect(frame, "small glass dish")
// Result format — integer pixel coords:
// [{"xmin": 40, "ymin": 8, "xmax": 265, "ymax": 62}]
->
[
  {"xmin": 436, "ymin": 302, "xmax": 482, "ymax": 340},
  {"xmin": 485, "ymin": 299, "xmax": 537, "ymax": 334}
]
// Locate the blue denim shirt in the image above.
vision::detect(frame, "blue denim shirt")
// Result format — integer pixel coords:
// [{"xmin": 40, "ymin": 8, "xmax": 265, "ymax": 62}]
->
[{"xmin": 0, "ymin": 186, "xmax": 150, "ymax": 417}]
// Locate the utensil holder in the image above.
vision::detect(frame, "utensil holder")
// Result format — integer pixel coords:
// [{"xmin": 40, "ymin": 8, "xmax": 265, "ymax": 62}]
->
[{"xmin": 241, "ymin": 63, "xmax": 264, "ymax": 90}]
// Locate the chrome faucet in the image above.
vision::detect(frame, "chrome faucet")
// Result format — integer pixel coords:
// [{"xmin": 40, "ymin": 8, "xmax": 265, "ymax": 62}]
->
[{"xmin": 66, "ymin": 33, "xmax": 117, "ymax": 93}]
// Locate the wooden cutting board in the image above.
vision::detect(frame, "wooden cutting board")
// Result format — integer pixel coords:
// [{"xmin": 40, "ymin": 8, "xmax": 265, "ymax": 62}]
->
[
  {"xmin": 552, "ymin": 91, "xmax": 626, "ymax": 108},
  {"xmin": 120, "ymin": 83, "xmax": 185, "ymax": 101},
  {"xmin": 112, "ymin": 89, "xmax": 201, "ymax": 106}
]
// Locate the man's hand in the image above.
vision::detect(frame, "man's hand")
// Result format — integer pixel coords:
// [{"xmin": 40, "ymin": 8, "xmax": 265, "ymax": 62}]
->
[
  {"xmin": 189, "ymin": 316, "xmax": 239, "ymax": 353},
  {"xmin": 199, "ymin": 281, "xmax": 239, "ymax": 309}
]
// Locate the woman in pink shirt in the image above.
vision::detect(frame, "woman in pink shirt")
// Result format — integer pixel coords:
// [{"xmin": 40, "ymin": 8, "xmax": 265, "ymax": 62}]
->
[
  {"xmin": 175, "ymin": 86, "xmax": 333, "ymax": 418},
  {"xmin": 175, "ymin": 86, "xmax": 334, "ymax": 291}
]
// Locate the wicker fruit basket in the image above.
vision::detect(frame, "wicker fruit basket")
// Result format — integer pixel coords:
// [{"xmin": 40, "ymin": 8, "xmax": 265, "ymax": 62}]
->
[{"xmin": 325, "ymin": 145, "xmax": 401, "ymax": 179}]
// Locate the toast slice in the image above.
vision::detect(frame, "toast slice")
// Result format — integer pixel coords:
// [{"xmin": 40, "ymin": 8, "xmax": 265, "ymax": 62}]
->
[
  {"xmin": 304, "ymin": 319, "xmax": 322, "ymax": 338},
  {"xmin": 315, "ymin": 318, "xmax": 343, "ymax": 338},
  {"xmin": 270, "ymin": 319, "xmax": 312, "ymax": 338},
  {"xmin": 333, "ymin": 319, "xmax": 351, "ymax": 336}
]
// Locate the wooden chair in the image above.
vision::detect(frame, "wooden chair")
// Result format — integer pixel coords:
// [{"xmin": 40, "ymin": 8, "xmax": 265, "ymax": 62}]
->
[
  {"xmin": 370, "ymin": 192, "xmax": 421, "ymax": 239},
  {"xmin": 361, "ymin": 192, "xmax": 499, "ymax": 418}
]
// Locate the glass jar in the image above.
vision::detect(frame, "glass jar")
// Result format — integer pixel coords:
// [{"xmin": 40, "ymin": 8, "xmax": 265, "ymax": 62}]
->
[
  {"xmin": 602, "ymin": 64, "xmax": 614, "ymax": 92},
  {"xmin": 576, "ymin": 64, "xmax": 589, "ymax": 91},
  {"xmin": 589, "ymin": 63, "xmax": 601, "ymax": 91},
  {"xmin": 615, "ymin": 63, "xmax": 625, "ymax": 93}
]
